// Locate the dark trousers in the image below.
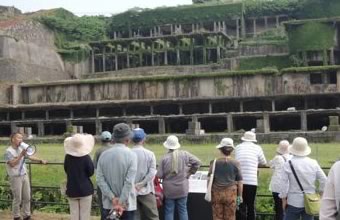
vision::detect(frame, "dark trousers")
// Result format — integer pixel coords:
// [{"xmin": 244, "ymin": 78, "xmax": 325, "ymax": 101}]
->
[
  {"xmin": 103, "ymin": 209, "xmax": 135, "ymax": 220},
  {"xmin": 97, "ymin": 187, "xmax": 105, "ymax": 220},
  {"xmin": 272, "ymin": 192, "xmax": 283, "ymax": 220},
  {"xmin": 236, "ymin": 184, "xmax": 257, "ymax": 220}
]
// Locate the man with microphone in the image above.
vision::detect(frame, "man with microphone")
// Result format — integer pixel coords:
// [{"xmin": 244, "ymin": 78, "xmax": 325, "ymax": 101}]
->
[{"xmin": 4, "ymin": 132, "xmax": 47, "ymax": 220}]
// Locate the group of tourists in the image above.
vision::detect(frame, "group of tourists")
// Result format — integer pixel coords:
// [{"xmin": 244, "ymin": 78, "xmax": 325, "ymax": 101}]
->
[{"xmin": 3, "ymin": 125, "xmax": 340, "ymax": 220}]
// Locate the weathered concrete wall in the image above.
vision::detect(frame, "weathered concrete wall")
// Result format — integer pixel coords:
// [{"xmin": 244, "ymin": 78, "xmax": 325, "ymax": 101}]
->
[
  {"xmin": 82, "ymin": 63, "xmax": 231, "ymax": 79},
  {"xmin": 0, "ymin": 36, "xmax": 70, "ymax": 83},
  {"xmin": 65, "ymin": 59, "xmax": 91, "ymax": 79},
  {"xmin": 0, "ymin": 58, "xmax": 69, "ymax": 83},
  {"xmin": 0, "ymin": 36, "xmax": 64, "ymax": 71},
  {"xmin": 0, "ymin": 20, "xmax": 55, "ymax": 48},
  {"xmin": 17, "ymin": 70, "xmax": 340, "ymax": 105},
  {"xmin": 238, "ymin": 44, "xmax": 288, "ymax": 57}
]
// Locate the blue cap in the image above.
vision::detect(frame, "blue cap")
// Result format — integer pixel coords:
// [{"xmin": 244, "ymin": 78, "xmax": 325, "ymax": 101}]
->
[
  {"xmin": 132, "ymin": 128, "xmax": 146, "ymax": 143},
  {"xmin": 101, "ymin": 131, "xmax": 112, "ymax": 142}
]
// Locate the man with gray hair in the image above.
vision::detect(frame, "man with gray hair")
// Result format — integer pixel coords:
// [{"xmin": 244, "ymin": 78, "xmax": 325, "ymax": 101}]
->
[
  {"xmin": 131, "ymin": 128, "xmax": 159, "ymax": 220},
  {"xmin": 96, "ymin": 123, "xmax": 137, "ymax": 220}
]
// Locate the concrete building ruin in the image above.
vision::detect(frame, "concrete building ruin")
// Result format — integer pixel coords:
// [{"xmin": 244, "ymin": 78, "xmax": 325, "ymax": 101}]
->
[{"xmin": 0, "ymin": 0, "xmax": 340, "ymax": 139}]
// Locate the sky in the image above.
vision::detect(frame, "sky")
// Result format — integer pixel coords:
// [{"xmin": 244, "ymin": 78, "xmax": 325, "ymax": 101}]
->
[{"xmin": 1, "ymin": 0, "xmax": 193, "ymax": 16}]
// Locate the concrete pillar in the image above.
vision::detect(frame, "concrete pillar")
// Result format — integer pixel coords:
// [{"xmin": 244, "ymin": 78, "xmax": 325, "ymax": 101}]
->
[
  {"xmin": 301, "ymin": 111, "xmax": 307, "ymax": 131},
  {"xmin": 113, "ymin": 31, "xmax": 117, "ymax": 39},
  {"xmin": 122, "ymin": 108, "xmax": 126, "ymax": 116},
  {"xmin": 179, "ymin": 105, "xmax": 183, "ymax": 115},
  {"xmin": 213, "ymin": 22, "xmax": 217, "ymax": 32},
  {"xmin": 11, "ymin": 85, "xmax": 20, "ymax": 105},
  {"xmin": 192, "ymin": 24, "xmax": 195, "ymax": 33},
  {"xmin": 241, "ymin": 16, "xmax": 246, "ymax": 38},
  {"xmin": 222, "ymin": 21, "xmax": 226, "ymax": 34},
  {"xmin": 236, "ymin": 19, "xmax": 240, "ymax": 39},
  {"xmin": 95, "ymin": 120, "xmax": 102, "ymax": 135},
  {"xmin": 271, "ymin": 100, "xmax": 276, "ymax": 112},
  {"xmin": 264, "ymin": 16, "xmax": 268, "ymax": 29},
  {"xmin": 209, "ymin": 102, "xmax": 212, "ymax": 114},
  {"xmin": 115, "ymin": 53, "xmax": 118, "ymax": 71},
  {"xmin": 21, "ymin": 112, "xmax": 25, "ymax": 120},
  {"xmin": 151, "ymin": 43, "xmax": 155, "ymax": 66},
  {"xmin": 37, "ymin": 122, "xmax": 44, "ymax": 136},
  {"xmin": 330, "ymin": 48, "xmax": 335, "ymax": 65},
  {"xmin": 70, "ymin": 110, "xmax": 74, "ymax": 119},
  {"xmin": 253, "ymin": 18, "xmax": 257, "ymax": 37},
  {"xmin": 263, "ymin": 113, "xmax": 270, "ymax": 133},
  {"xmin": 6, "ymin": 112, "xmax": 10, "ymax": 121},
  {"xmin": 304, "ymin": 98, "xmax": 308, "ymax": 110},
  {"xmin": 240, "ymin": 101, "xmax": 244, "ymax": 112},
  {"xmin": 126, "ymin": 52, "xmax": 130, "ymax": 68},
  {"xmin": 227, "ymin": 114, "xmax": 233, "ymax": 133},
  {"xmin": 217, "ymin": 46, "xmax": 221, "ymax": 61},
  {"xmin": 45, "ymin": 111, "xmax": 49, "ymax": 120},
  {"xmin": 176, "ymin": 48, "xmax": 180, "ymax": 65},
  {"xmin": 150, "ymin": 29, "xmax": 153, "ymax": 37},
  {"xmin": 91, "ymin": 49, "xmax": 95, "ymax": 73},
  {"xmin": 96, "ymin": 108, "xmax": 100, "ymax": 118},
  {"xmin": 164, "ymin": 50, "xmax": 168, "ymax": 65},
  {"xmin": 150, "ymin": 106, "xmax": 154, "ymax": 115},
  {"xmin": 102, "ymin": 47, "xmax": 106, "ymax": 72},
  {"xmin": 10, "ymin": 122, "xmax": 17, "ymax": 133},
  {"xmin": 158, "ymin": 118, "xmax": 166, "ymax": 134},
  {"xmin": 275, "ymin": 16, "xmax": 280, "ymax": 28},
  {"xmin": 170, "ymin": 24, "xmax": 173, "ymax": 35},
  {"xmin": 190, "ymin": 38, "xmax": 194, "ymax": 65}
]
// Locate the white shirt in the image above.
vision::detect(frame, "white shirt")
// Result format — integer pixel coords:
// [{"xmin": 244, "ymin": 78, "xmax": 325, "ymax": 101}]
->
[
  {"xmin": 4, "ymin": 146, "xmax": 27, "ymax": 177},
  {"xmin": 320, "ymin": 161, "xmax": 340, "ymax": 220},
  {"xmin": 279, "ymin": 156, "xmax": 326, "ymax": 208},
  {"xmin": 235, "ymin": 141, "xmax": 267, "ymax": 186},
  {"xmin": 269, "ymin": 154, "xmax": 292, "ymax": 193}
]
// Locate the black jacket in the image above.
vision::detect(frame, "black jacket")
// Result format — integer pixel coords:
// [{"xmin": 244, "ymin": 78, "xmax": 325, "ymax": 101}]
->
[{"xmin": 64, "ymin": 154, "xmax": 94, "ymax": 197}]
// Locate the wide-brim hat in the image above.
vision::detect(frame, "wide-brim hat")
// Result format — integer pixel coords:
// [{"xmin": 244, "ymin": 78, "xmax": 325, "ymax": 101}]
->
[
  {"xmin": 241, "ymin": 131, "xmax": 257, "ymax": 142},
  {"xmin": 276, "ymin": 140, "xmax": 290, "ymax": 155},
  {"xmin": 64, "ymin": 133, "xmax": 95, "ymax": 157},
  {"xmin": 216, "ymin": 138, "xmax": 234, "ymax": 149},
  {"xmin": 163, "ymin": 135, "xmax": 181, "ymax": 150},
  {"xmin": 289, "ymin": 137, "xmax": 311, "ymax": 157}
]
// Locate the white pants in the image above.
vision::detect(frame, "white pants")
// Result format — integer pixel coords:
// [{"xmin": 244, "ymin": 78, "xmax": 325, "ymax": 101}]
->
[
  {"xmin": 68, "ymin": 195, "xmax": 92, "ymax": 220},
  {"xmin": 9, "ymin": 175, "xmax": 31, "ymax": 218}
]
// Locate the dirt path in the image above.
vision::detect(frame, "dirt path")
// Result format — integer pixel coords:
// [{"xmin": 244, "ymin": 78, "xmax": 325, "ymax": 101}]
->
[{"xmin": 0, "ymin": 210, "xmax": 100, "ymax": 220}]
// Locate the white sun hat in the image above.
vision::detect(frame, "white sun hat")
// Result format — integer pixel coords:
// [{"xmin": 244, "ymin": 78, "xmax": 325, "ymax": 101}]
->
[
  {"xmin": 163, "ymin": 135, "xmax": 181, "ymax": 150},
  {"xmin": 241, "ymin": 131, "xmax": 257, "ymax": 142},
  {"xmin": 289, "ymin": 137, "xmax": 311, "ymax": 157},
  {"xmin": 276, "ymin": 140, "xmax": 290, "ymax": 155},
  {"xmin": 64, "ymin": 133, "xmax": 95, "ymax": 157},
  {"xmin": 216, "ymin": 138, "xmax": 234, "ymax": 149}
]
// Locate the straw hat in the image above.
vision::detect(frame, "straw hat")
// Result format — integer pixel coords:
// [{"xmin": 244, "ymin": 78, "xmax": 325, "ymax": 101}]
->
[
  {"xmin": 64, "ymin": 133, "xmax": 95, "ymax": 157},
  {"xmin": 289, "ymin": 137, "xmax": 311, "ymax": 157},
  {"xmin": 163, "ymin": 135, "xmax": 181, "ymax": 150},
  {"xmin": 216, "ymin": 138, "xmax": 234, "ymax": 149},
  {"xmin": 276, "ymin": 140, "xmax": 290, "ymax": 155},
  {"xmin": 241, "ymin": 131, "xmax": 257, "ymax": 142}
]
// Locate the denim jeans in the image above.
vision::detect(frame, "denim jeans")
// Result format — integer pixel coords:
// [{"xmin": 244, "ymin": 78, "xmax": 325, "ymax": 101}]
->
[
  {"xmin": 284, "ymin": 205, "xmax": 313, "ymax": 220},
  {"xmin": 102, "ymin": 209, "xmax": 135, "ymax": 220},
  {"xmin": 164, "ymin": 196, "xmax": 188, "ymax": 220}
]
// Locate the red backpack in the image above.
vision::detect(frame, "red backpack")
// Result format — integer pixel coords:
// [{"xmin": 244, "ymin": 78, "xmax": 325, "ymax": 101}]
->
[{"xmin": 154, "ymin": 177, "xmax": 164, "ymax": 208}]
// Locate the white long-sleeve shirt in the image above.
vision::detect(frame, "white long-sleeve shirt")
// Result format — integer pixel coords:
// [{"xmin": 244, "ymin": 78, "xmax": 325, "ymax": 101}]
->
[
  {"xmin": 279, "ymin": 156, "xmax": 326, "ymax": 208},
  {"xmin": 235, "ymin": 141, "xmax": 267, "ymax": 186},
  {"xmin": 320, "ymin": 161, "xmax": 340, "ymax": 220}
]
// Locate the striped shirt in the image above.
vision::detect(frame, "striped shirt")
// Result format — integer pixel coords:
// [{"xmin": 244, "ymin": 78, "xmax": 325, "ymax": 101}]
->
[{"xmin": 235, "ymin": 141, "xmax": 267, "ymax": 186}]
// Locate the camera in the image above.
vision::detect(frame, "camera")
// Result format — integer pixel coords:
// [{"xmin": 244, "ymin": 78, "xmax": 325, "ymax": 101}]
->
[{"xmin": 106, "ymin": 209, "xmax": 120, "ymax": 220}]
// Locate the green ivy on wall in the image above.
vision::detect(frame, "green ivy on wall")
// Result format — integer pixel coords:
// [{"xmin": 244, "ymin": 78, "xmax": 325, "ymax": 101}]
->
[
  {"xmin": 108, "ymin": 2, "xmax": 243, "ymax": 33},
  {"xmin": 37, "ymin": 9, "xmax": 108, "ymax": 62},
  {"xmin": 286, "ymin": 22, "xmax": 335, "ymax": 53}
]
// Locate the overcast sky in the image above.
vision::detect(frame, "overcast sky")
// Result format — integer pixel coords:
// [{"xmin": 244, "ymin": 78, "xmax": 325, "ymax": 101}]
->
[{"xmin": 1, "ymin": 0, "xmax": 192, "ymax": 16}]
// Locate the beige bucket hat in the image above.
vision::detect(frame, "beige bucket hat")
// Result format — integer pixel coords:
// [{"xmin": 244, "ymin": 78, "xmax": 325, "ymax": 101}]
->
[
  {"xmin": 64, "ymin": 133, "xmax": 95, "ymax": 157},
  {"xmin": 216, "ymin": 138, "xmax": 234, "ymax": 149},
  {"xmin": 289, "ymin": 137, "xmax": 311, "ymax": 157},
  {"xmin": 276, "ymin": 140, "xmax": 290, "ymax": 155},
  {"xmin": 241, "ymin": 131, "xmax": 257, "ymax": 142},
  {"xmin": 163, "ymin": 135, "xmax": 181, "ymax": 150}
]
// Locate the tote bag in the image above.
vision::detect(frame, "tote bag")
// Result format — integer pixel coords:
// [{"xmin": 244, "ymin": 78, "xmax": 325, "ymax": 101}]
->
[{"xmin": 205, "ymin": 159, "xmax": 216, "ymax": 202}]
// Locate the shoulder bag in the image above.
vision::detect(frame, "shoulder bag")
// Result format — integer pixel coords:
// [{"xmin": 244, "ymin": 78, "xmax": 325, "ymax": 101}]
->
[
  {"xmin": 205, "ymin": 159, "xmax": 216, "ymax": 202},
  {"xmin": 289, "ymin": 160, "xmax": 321, "ymax": 216}
]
